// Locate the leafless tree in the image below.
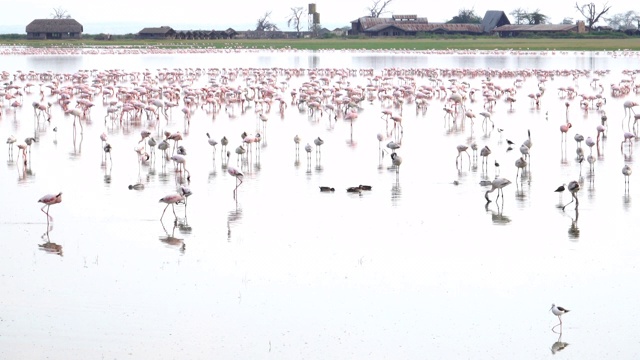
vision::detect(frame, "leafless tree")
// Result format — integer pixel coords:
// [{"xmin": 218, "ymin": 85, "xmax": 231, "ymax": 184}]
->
[
  {"xmin": 575, "ymin": 2, "xmax": 612, "ymax": 31},
  {"xmin": 50, "ymin": 7, "xmax": 71, "ymax": 19},
  {"xmin": 255, "ymin": 11, "xmax": 279, "ymax": 32},
  {"xmin": 367, "ymin": 0, "xmax": 394, "ymax": 18},
  {"xmin": 287, "ymin": 7, "xmax": 305, "ymax": 35}
]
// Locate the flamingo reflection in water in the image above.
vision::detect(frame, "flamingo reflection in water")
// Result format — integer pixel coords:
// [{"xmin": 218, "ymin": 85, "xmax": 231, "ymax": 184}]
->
[
  {"xmin": 40, "ymin": 223, "xmax": 63, "ymax": 256},
  {"xmin": 160, "ymin": 221, "xmax": 185, "ymax": 253},
  {"xmin": 485, "ymin": 201, "xmax": 511, "ymax": 225}
]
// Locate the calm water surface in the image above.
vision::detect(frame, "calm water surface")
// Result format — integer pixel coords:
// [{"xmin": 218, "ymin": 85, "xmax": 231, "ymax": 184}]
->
[{"xmin": 1, "ymin": 48, "xmax": 640, "ymax": 359}]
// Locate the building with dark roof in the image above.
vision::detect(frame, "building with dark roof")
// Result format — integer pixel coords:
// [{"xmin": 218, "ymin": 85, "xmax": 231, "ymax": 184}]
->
[
  {"xmin": 25, "ymin": 19, "xmax": 83, "ymax": 40},
  {"xmin": 493, "ymin": 21, "xmax": 586, "ymax": 37},
  {"xmin": 137, "ymin": 26, "xmax": 177, "ymax": 39},
  {"xmin": 350, "ymin": 11, "xmax": 510, "ymax": 37}
]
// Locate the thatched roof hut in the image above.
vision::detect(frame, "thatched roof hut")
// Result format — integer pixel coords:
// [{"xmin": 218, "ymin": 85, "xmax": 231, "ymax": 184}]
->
[{"xmin": 26, "ymin": 19, "xmax": 83, "ymax": 39}]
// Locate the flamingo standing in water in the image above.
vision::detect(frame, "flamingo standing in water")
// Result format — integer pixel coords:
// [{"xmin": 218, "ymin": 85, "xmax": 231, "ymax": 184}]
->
[
  {"xmin": 623, "ymin": 164, "xmax": 632, "ymax": 191},
  {"xmin": 206, "ymin": 133, "xmax": 218, "ymax": 160},
  {"xmin": 455, "ymin": 144, "xmax": 470, "ymax": 169},
  {"xmin": 38, "ymin": 192, "xmax": 62, "ymax": 223},
  {"xmin": 562, "ymin": 181, "xmax": 580, "ymax": 211},
  {"xmin": 159, "ymin": 193, "xmax": 184, "ymax": 221},
  {"xmin": 313, "ymin": 137, "xmax": 324, "ymax": 160},
  {"xmin": 622, "ymin": 100, "xmax": 639, "ymax": 130},
  {"xmin": 484, "ymin": 178, "xmax": 511, "ymax": 202},
  {"xmin": 227, "ymin": 166, "xmax": 244, "ymax": 200},
  {"xmin": 560, "ymin": 123, "xmax": 572, "ymax": 143}
]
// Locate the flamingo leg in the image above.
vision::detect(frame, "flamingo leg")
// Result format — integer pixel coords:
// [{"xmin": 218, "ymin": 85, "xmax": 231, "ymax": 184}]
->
[
  {"xmin": 41, "ymin": 204, "xmax": 52, "ymax": 220},
  {"xmin": 161, "ymin": 203, "xmax": 170, "ymax": 220}
]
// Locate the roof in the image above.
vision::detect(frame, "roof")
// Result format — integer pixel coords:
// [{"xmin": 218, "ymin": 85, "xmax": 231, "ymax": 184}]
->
[
  {"xmin": 138, "ymin": 26, "xmax": 175, "ymax": 34},
  {"xmin": 351, "ymin": 16, "xmax": 429, "ymax": 28},
  {"xmin": 493, "ymin": 24, "xmax": 577, "ymax": 32},
  {"xmin": 482, "ymin": 10, "xmax": 510, "ymax": 33},
  {"xmin": 26, "ymin": 19, "xmax": 83, "ymax": 33},
  {"xmin": 364, "ymin": 23, "xmax": 483, "ymax": 33}
]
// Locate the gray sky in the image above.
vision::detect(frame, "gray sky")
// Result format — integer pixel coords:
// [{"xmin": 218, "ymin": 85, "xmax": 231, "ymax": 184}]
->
[{"xmin": 1, "ymin": 0, "xmax": 620, "ymax": 34}]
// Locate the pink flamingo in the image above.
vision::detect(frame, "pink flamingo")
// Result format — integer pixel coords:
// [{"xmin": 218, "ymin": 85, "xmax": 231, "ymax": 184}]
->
[
  {"xmin": 227, "ymin": 166, "xmax": 244, "ymax": 200},
  {"xmin": 38, "ymin": 192, "xmax": 62, "ymax": 223},
  {"xmin": 456, "ymin": 144, "xmax": 470, "ymax": 169},
  {"xmin": 623, "ymin": 100, "xmax": 639, "ymax": 130},
  {"xmin": 159, "ymin": 193, "xmax": 184, "ymax": 221},
  {"xmin": 560, "ymin": 123, "xmax": 572, "ymax": 143}
]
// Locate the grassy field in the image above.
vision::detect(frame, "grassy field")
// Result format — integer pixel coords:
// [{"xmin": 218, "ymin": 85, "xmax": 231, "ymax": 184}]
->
[{"xmin": 1, "ymin": 37, "xmax": 640, "ymax": 51}]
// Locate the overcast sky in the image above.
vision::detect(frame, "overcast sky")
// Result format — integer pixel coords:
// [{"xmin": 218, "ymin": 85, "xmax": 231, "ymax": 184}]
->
[{"xmin": 1, "ymin": 0, "xmax": 621, "ymax": 34}]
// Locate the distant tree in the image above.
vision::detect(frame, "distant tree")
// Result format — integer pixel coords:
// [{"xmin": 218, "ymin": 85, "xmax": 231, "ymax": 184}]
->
[
  {"xmin": 526, "ymin": 10, "xmax": 549, "ymax": 25},
  {"xmin": 605, "ymin": 11, "xmax": 639, "ymax": 30},
  {"xmin": 575, "ymin": 2, "xmax": 612, "ymax": 31},
  {"xmin": 287, "ymin": 7, "xmax": 305, "ymax": 35},
  {"xmin": 562, "ymin": 17, "xmax": 575, "ymax": 24},
  {"xmin": 255, "ymin": 11, "xmax": 279, "ymax": 31},
  {"xmin": 510, "ymin": 8, "xmax": 528, "ymax": 24},
  {"xmin": 50, "ymin": 7, "xmax": 71, "ymax": 19},
  {"xmin": 447, "ymin": 8, "xmax": 482, "ymax": 24},
  {"xmin": 367, "ymin": 0, "xmax": 394, "ymax": 18}
]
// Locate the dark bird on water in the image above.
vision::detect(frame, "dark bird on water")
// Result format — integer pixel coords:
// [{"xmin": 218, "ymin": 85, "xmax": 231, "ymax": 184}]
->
[{"xmin": 319, "ymin": 186, "xmax": 335, "ymax": 192}]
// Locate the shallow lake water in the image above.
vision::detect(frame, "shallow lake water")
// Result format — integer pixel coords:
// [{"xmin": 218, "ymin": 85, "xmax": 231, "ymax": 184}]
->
[{"xmin": 1, "ymin": 47, "xmax": 640, "ymax": 359}]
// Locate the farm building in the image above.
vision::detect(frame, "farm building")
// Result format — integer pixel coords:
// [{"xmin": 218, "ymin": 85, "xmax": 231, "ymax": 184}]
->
[
  {"xmin": 349, "ymin": 11, "xmax": 510, "ymax": 36},
  {"xmin": 493, "ymin": 21, "xmax": 587, "ymax": 37},
  {"xmin": 25, "ymin": 19, "xmax": 83, "ymax": 40},
  {"xmin": 137, "ymin": 26, "xmax": 177, "ymax": 39}
]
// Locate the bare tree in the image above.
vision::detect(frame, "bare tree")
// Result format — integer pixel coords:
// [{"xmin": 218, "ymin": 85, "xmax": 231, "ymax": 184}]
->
[
  {"xmin": 510, "ymin": 8, "xmax": 528, "ymax": 25},
  {"xmin": 575, "ymin": 2, "xmax": 612, "ymax": 31},
  {"xmin": 255, "ymin": 11, "xmax": 279, "ymax": 31},
  {"xmin": 287, "ymin": 7, "xmax": 305, "ymax": 36},
  {"xmin": 50, "ymin": 7, "xmax": 71, "ymax": 19},
  {"xmin": 367, "ymin": 0, "xmax": 394, "ymax": 18}
]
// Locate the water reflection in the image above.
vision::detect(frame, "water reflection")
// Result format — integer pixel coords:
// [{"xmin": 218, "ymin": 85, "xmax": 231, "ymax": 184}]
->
[
  {"xmin": 550, "ymin": 332, "xmax": 570, "ymax": 355},
  {"xmin": 227, "ymin": 207, "xmax": 243, "ymax": 241},
  {"xmin": 568, "ymin": 209, "xmax": 580, "ymax": 240},
  {"xmin": 159, "ymin": 221, "xmax": 185, "ymax": 252},
  {"xmin": 39, "ymin": 223, "xmax": 63, "ymax": 256},
  {"xmin": 485, "ymin": 201, "xmax": 511, "ymax": 225}
]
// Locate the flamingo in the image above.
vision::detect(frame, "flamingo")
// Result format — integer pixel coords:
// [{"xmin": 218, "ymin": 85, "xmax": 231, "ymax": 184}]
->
[
  {"xmin": 391, "ymin": 152, "xmax": 402, "ymax": 176},
  {"xmin": 313, "ymin": 137, "xmax": 324, "ymax": 160},
  {"xmin": 479, "ymin": 111, "xmax": 494, "ymax": 129},
  {"xmin": 623, "ymin": 100, "xmax": 639, "ymax": 130},
  {"xmin": 562, "ymin": 181, "xmax": 580, "ymax": 211},
  {"xmin": 621, "ymin": 132, "xmax": 634, "ymax": 153},
  {"xmin": 159, "ymin": 193, "xmax": 184, "ymax": 221},
  {"xmin": 623, "ymin": 164, "xmax": 632, "ymax": 190},
  {"xmin": 515, "ymin": 157, "xmax": 527, "ymax": 180},
  {"xmin": 304, "ymin": 143, "xmax": 312, "ymax": 162},
  {"xmin": 227, "ymin": 166, "xmax": 244, "ymax": 200},
  {"xmin": 38, "ymin": 192, "xmax": 62, "ymax": 222},
  {"xmin": 221, "ymin": 136, "xmax": 229, "ymax": 159},
  {"xmin": 294, "ymin": 134, "xmax": 301, "ymax": 155},
  {"xmin": 455, "ymin": 144, "xmax": 470, "ymax": 169},
  {"xmin": 206, "ymin": 133, "xmax": 218, "ymax": 160},
  {"xmin": 484, "ymin": 178, "xmax": 511, "ymax": 202},
  {"xmin": 560, "ymin": 123, "xmax": 572, "ymax": 143},
  {"xmin": 585, "ymin": 136, "xmax": 595, "ymax": 155},
  {"xmin": 6, "ymin": 135, "xmax": 16, "ymax": 158},
  {"xmin": 480, "ymin": 146, "xmax": 491, "ymax": 168},
  {"xmin": 171, "ymin": 154, "xmax": 190, "ymax": 181}
]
